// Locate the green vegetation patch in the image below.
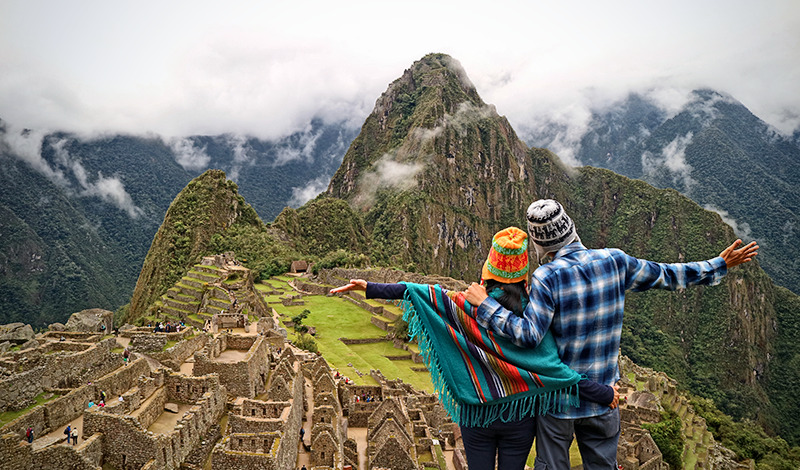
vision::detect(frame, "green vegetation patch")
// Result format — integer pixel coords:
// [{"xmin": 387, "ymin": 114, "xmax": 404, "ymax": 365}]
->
[{"xmin": 0, "ymin": 392, "xmax": 60, "ymax": 426}]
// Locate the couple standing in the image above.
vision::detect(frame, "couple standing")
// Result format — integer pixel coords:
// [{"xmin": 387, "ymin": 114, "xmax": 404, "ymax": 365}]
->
[{"xmin": 333, "ymin": 199, "xmax": 757, "ymax": 469}]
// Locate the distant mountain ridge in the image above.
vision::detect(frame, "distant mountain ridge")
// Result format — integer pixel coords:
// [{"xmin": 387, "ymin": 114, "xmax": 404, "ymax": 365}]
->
[
  {"xmin": 523, "ymin": 90, "xmax": 800, "ymax": 294},
  {"xmin": 0, "ymin": 118, "xmax": 357, "ymax": 326}
]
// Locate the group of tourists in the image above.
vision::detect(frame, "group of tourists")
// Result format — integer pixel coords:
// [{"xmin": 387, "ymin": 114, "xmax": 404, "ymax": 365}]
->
[
  {"xmin": 332, "ymin": 198, "xmax": 758, "ymax": 469},
  {"xmin": 63, "ymin": 424, "xmax": 79, "ymax": 445}
]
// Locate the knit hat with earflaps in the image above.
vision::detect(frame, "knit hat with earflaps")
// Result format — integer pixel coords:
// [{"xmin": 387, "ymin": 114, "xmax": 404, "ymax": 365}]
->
[
  {"xmin": 527, "ymin": 199, "xmax": 580, "ymax": 262},
  {"xmin": 482, "ymin": 227, "xmax": 529, "ymax": 284}
]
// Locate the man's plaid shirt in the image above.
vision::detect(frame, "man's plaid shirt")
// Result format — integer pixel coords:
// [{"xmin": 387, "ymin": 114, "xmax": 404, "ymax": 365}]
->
[{"xmin": 476, "ymin": 242, "xmax": 728, "ymax": 419}]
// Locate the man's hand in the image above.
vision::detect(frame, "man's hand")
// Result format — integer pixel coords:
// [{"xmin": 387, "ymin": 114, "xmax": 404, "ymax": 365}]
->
[
  {"xmin": 720, "ymin": 239, "xmax": 759, "ymax": 268},
  {"xmin": 329, "ymin": 279, "xmax": 367, "ymax": 294},
  {"xmin": 463, "ymin": 283, "xmax": 489, "ymax": 306}
]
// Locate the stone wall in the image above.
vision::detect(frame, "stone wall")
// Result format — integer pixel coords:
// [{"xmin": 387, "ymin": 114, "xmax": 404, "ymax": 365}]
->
[
  {"xmin": 293, "ymin": 280, "xmax": 330, "ymax": 296},
  {"xmin": 130, "ymin": 333, "xmax": 167, "ymax": 353},
  {"xmin": 0, "ymin": 367, "xmax": 44, "ymax": 411},
  {"xmin": 82, "ymin": 376, "xmax": 225, "ymax": 470},
  {"xmin": 211, "ymin": 433, "xmax": 281, "ymax": 470},
  {"xmin": 0, "ymin": 338, "xmax": 122, "ymax": 412},
  {"xmin": 152, "ymin": 333, "xmax": 209, "ymax": 371},
  {"xmin": 193, "ymin": 336, "xmax": 269, "ymax": 398}
]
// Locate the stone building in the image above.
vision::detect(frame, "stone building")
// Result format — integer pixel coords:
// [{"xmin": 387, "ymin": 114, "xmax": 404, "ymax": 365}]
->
[{"xmin": 192, "ymin": 334, "xmax": 270, "ymax": 399}]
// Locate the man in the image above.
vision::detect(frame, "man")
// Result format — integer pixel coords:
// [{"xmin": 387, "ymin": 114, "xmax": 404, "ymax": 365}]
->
[{"xmin": 464, "ymin": 199, "xmax": 758, "ymax": 469}]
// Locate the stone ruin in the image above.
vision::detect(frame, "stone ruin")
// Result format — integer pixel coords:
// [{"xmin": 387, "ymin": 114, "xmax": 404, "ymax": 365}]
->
[{"xmin": 0, "ymin": 261, "xmax": 759, "ymax": 470}]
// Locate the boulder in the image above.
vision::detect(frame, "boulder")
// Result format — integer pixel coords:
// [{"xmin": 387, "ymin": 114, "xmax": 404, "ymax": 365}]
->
[
  {"xmin": 48, "ymin": 323, "xmax": 67, "ymax": 332},
  {"xmin": 164, "ymin": 403, "xmax": 179, "ymax": 413},
  {"xmin": 65, "ymin": 309, "xmax": 113, "ymax": 333},
  {"xmin": 0, "ymin": 323, "xmax": 35, "ymax": 344}
]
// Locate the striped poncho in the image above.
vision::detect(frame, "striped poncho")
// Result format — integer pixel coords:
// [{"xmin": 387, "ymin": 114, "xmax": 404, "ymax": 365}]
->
[{"xmin": 401, "ymin": 282, "xmax": 581, "ymax": 428}]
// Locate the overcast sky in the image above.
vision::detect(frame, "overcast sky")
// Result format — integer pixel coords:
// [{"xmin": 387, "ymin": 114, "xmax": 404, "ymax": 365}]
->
[{"xmin": 1, "ymin": 0, "xmax": 798, "ymax": 143}]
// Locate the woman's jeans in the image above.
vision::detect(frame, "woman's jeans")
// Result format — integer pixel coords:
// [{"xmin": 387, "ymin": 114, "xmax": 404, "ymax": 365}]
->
[{"xmin": 460, "ymin": 415, "xmax": 536, "ymax": 470}]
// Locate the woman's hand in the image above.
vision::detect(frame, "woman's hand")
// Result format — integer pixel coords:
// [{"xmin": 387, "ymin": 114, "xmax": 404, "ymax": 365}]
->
[
  {"xmin": 329, "ymin": 279, "xmax": 367, "ymax": 294},
  {"xmin": 463, "ymin": 283, "xmax": 488, "ymax": 306},
  {"xmin": 609, "ymin": 385, "xmax": 620, "ymax": 409}
]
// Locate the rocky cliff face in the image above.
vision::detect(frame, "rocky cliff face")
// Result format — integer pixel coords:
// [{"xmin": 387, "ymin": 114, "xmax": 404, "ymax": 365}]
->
[{"xmin": 325, "ymin": 53, "xmax": 794, "ymax": 439}]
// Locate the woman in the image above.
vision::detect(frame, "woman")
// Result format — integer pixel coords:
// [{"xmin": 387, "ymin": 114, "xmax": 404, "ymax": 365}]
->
[{"xmin": 331, "ymin": 227, "xmax": 617, "ymax": 470}]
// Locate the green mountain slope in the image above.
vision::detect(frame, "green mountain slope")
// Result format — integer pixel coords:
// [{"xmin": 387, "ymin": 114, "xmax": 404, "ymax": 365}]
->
[
  {"xmin": 529, "ymin": 90, "xmax": 800, "ymax": 295},
  {"xmin": 325, "ymin": 53, "xmax": 800, "ymax": 444},
  {"xmin": 129, "ymin": 170, "xmax": 265, "ymax": 320}
]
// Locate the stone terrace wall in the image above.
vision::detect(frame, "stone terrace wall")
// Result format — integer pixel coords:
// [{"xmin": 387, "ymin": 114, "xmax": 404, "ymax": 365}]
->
[
  {"xmin": 319, "ymin": 267, "xmax": 468, "ymax": 291},
  {"xmin": 212, "ymin": 433, "xmax": 281, "ymax": 470},
  {"xmin": 130, "ymin": 333, "xmax": 167, "ymax": 353},
  {"xmin": 0, "ymin": 367, "xmax": 44, "ymax": 411},
  {"xmin": 0, "ymin": 338, "xmax": 122, "ymax": 410},
  {"xmin": 152, "ymin": 333, "xmax": 209, "ymax": 371},
  {"xmin": 133, "ymin": 387, "xmax": 168, "ymax": 429}
]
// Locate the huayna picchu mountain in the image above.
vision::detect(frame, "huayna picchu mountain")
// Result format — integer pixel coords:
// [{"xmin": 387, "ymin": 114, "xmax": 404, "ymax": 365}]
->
[{"xmin": 323, "ymin": 53, "xmax": 800, "ymax": 445}]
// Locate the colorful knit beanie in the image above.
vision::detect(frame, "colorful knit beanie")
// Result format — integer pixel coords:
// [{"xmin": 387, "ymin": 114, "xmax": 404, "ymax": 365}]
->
[
  {"xmin": 527, "ymin": 199, "xmax": 580, "ymax": 262},
  {"xmin": 481, "ymin": 227, "xmax": 529, "ymax": 284}
]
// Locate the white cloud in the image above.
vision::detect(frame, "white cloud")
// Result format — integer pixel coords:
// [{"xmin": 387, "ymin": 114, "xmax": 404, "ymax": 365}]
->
[
  {"xmin": 704, "ymin": 205, "xmax": 753, "ymax": 241},
  {"xmin": 49, "ymin": 139, "xmax": 144, "ymax": 218},
  {"xmin": 641, "ymin": 132, "xmax": 696, "ymax": 192},
  {"xmin": 0, "ymin": 0, "xmax": 797, "ymax": 144},
  {"xmin": 288, "ymin": 176, "xmax": 329, "ymax": 208},
  {"xmin": 352, "ymin": 152, "xmax": 425, "ymax": 209},
  {"xmin": 167, "ymin": 137, "xmax": 211, "ymax": 171}
]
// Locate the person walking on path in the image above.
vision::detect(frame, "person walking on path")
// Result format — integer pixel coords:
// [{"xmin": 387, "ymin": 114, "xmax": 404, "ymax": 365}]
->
[
  {"xmin": 64, "ymin": 425, "xmax": 71, "ymax": 444},
  {"xmin": 463, "ymin": 199, "xmax": 759, "ymax": 470},
  {"xmin": 70, "ymin": 427, "xmax": 79, "ymax": 445},
  {"xmin": 26, "ymin": 427, "xmax": 33, "ymax": 443}
]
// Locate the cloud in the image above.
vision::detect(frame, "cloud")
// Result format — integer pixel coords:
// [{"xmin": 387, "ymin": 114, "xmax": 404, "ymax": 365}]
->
[
  {"xmin": 49, "ymin": 139, "xmax": 144, "ymax": 218},
  {"xmin": 274, "ymin": 123, "xmax": 321, "ymax": 165},
  {"xmin": 288, "ymin": 175, "xmax": 329, "ymax": 208},
  {"xmin": 0, "ymin": 0, "xmax": 797, "ymax": 147},
  {"xmin": 224, "ymin": 134, "xmax": 254, "ymax": 181},
  {"xmin": 167, "ymin": 137, "xmax": 211, "ymax": 171},
  {"xmin": 0, "ymin": 125, "xmax": 67, "ymax": 185},
  {"xmin": 704, "ymin": 204, "xmax": 753, "ymax": 241},
  {"xmin": 352, "ymin": 151, "xmax": 425, "ymax": 209},
  {"xmin": 641, "ymin": 132, "xmax": 696, "ymax": 192}
]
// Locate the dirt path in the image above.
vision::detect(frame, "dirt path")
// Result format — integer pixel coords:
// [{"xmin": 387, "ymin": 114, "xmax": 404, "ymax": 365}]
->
[
  {"xmin": 32, "ymin": 414, "xmax": 84, "ymax": 450},
  {"xmin": 214, "ymin": 349, "xmax": 248, "ymax": 363},
  {"xmin": 296, "ymin": 377, "xmax": 314, "ymax": 467}
]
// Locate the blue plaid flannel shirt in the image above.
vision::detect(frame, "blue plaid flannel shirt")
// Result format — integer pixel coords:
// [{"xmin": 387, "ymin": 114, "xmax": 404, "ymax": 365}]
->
[{"xmin": 476, "ymin": 242, "xmax": 728, "ymax": 418}]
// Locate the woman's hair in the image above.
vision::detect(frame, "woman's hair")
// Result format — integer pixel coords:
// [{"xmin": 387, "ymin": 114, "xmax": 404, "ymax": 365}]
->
[{"xmin": 483, "ymin": 279, "xmax": 527, "ymax": 316}]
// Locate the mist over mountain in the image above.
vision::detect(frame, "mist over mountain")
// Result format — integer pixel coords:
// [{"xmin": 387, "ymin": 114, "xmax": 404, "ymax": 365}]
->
[
  {"xmin": 522, "ymin": 90, "xmax": 800, "ymax": 295},
  {"xmin": 0, "ymin": 118, "xmax": 357, "ymax": 327}
]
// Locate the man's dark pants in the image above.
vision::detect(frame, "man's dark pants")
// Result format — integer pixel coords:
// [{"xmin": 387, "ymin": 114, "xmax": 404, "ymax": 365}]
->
[{"xmin": 534, "ymin": 408, "xmax": 620, "ymax": 470}]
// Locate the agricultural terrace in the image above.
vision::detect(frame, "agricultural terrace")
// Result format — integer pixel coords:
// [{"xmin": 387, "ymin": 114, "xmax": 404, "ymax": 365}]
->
[{"xmin": 257, "ymin": 276, "xmax": 434, "ymax": 393}]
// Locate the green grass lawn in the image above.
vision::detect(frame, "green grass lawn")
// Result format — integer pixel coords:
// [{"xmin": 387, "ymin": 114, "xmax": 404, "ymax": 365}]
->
[{"xmin": 273, "ymin": 291, "xmax": 435, "ymax": 393}]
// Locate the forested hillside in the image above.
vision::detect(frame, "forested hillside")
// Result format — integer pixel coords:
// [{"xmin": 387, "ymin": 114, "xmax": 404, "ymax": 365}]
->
[
  {"xmin": 525, "ymin": 90, "xmax": 800, "ymax": 295},
  {"xmin": 0, "ymin": 119, "xmax": 356, "ymax": 326}
]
